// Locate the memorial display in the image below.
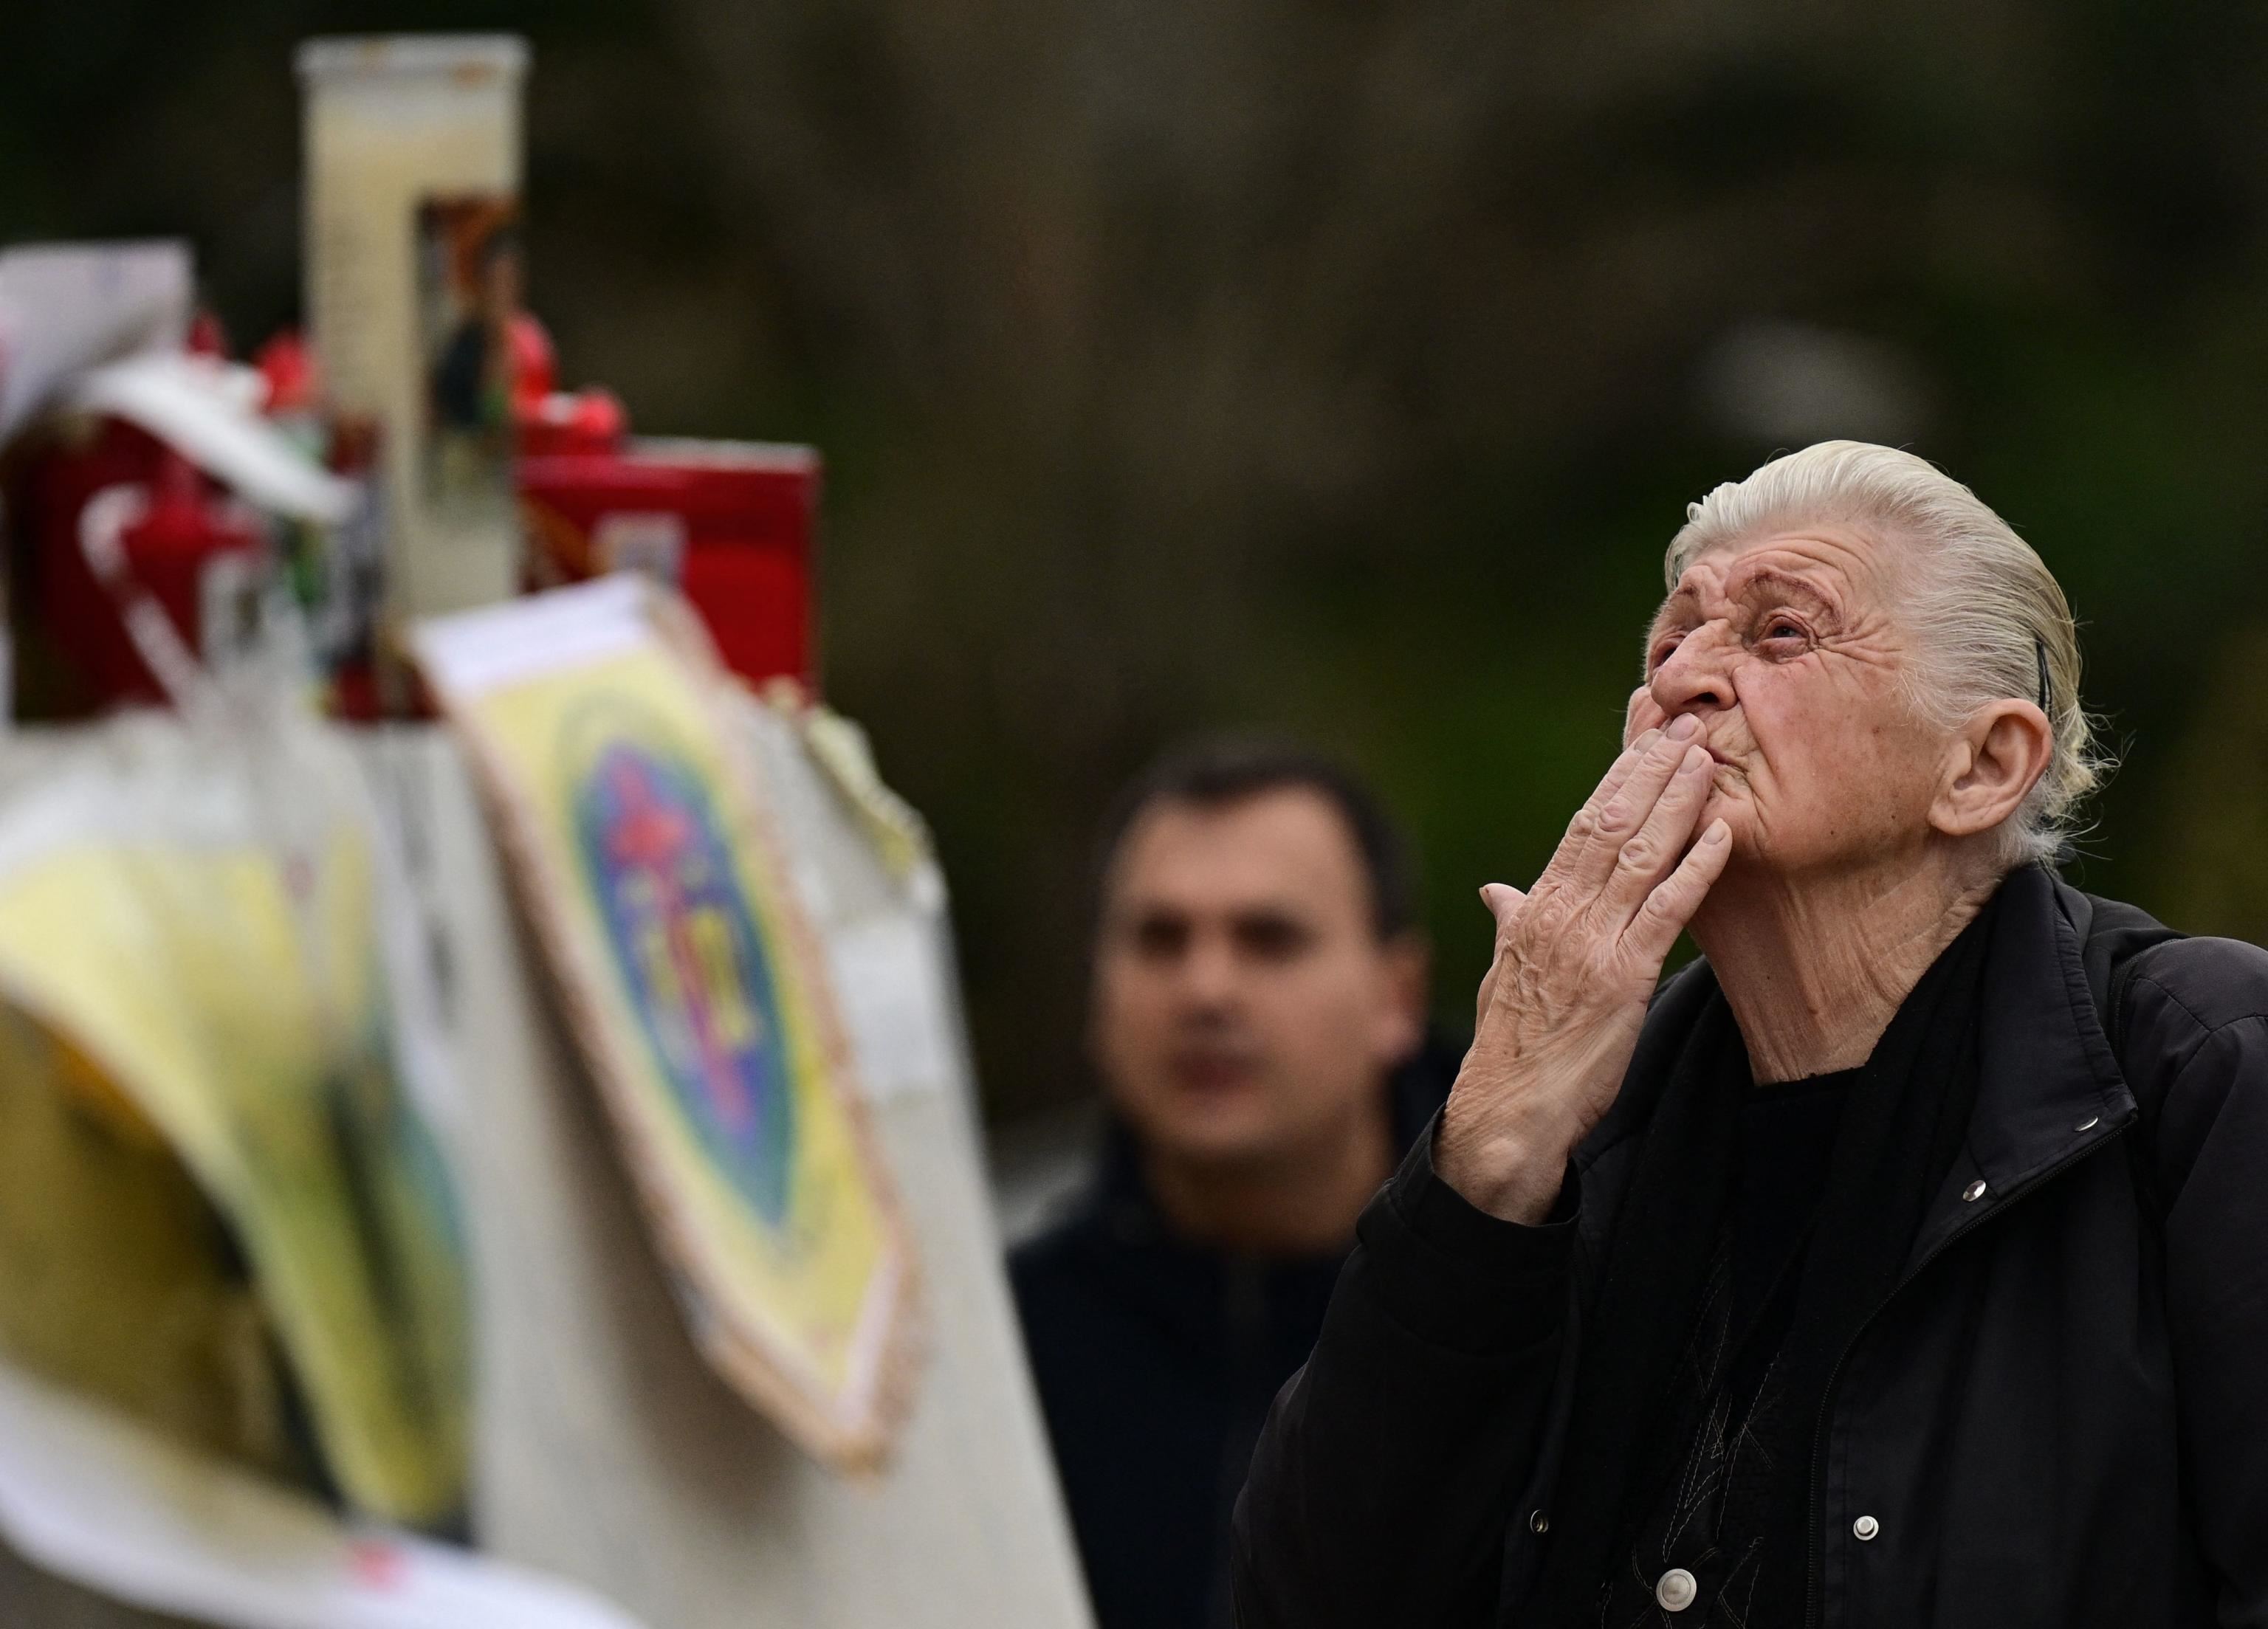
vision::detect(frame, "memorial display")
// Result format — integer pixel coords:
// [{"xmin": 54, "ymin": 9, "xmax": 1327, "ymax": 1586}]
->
[{"xmin": 0, "ymin": 31, "xmax": 1088, "ymax": 1628}]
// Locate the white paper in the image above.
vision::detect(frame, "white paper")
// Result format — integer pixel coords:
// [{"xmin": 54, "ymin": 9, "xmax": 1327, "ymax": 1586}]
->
[
  {"xmin": 828, "ymin": 912, "xmax": 957, "ymax": 1103},
  {"xmin": 410, "ymin": 576, "xmax": 650, "ymax": 699},
  {"xmin": 67, "ymin": 351, "xmax": 357, "ymax": 524},
  {"xmin": 0, "ymin": 1361, "xmax": 647, "ymax": 1629},
  {"xmin": 0, "ymin": 241, "xmax": 191, "ymax": 445}
]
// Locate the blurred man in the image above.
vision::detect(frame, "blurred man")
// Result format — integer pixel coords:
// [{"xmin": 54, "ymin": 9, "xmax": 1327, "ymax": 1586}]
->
[{"xmin": 1010, "ymin": 737, "xmax": 1453, "ymax": 1629}]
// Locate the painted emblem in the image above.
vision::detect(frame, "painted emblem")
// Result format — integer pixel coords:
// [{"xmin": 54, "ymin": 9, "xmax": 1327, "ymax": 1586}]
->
[{"xmin": 573, "ymin": 734, "xmax": 797, "ymax": 1229}]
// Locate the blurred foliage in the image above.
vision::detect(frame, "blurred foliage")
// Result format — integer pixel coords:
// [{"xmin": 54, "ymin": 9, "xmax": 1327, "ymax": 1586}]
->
[
  {"xmin": 4, "ymin": 0, "xmax": 2267, "ymax": 1119},
  {"xmin": 2145, "ymin": 621, "xmax": 2268, "ymax": 940}
]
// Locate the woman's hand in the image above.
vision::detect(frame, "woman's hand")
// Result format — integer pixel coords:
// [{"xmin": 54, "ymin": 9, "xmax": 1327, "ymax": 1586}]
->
[{"xmin": 1437, "ymin": 714, "xmax": 1732, "ymax": 1223}]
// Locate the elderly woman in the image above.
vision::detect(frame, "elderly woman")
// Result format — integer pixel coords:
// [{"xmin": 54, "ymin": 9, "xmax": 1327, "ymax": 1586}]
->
[{"xmin": 1231, "ymin": 443, "xmax": 2268, "ymax": 1628}]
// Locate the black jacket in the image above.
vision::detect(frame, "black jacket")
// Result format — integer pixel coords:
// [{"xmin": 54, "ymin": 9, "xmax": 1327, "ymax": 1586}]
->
[
  {"xmin": 1233, "ymin": 872, "xmax": 2268, "ymax": 1628},
  {"xmin": 1012, "ymin": 1045, "xmax": 1457, "ymax": 1629}
]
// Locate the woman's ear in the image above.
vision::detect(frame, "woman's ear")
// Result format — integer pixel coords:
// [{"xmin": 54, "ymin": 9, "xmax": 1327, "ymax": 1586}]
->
[{"xmin": 1930, "ymin": 700, "xmax": 2054, "ymax": 840}]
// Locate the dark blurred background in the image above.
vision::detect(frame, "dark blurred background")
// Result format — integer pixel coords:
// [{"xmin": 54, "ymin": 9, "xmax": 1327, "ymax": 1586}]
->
[{"xmin": 8, "ymin": 0, "xmax": 2267, "ymax": 1125}]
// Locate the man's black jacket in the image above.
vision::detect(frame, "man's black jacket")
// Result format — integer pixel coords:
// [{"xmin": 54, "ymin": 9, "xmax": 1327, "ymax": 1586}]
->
[
  {"xmin": 1232, "ymin": 874, "xmax": 2268, "ymax": 1627},
  {"xmin": 1012, "ymin": 1045, "xmax": 1455, "ymax": 1629}
]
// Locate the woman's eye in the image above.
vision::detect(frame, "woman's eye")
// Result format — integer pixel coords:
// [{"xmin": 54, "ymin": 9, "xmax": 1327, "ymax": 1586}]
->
[
  {"xmin": 1761, "ymin": 620, "xmax": 1806, "ymax": 644},
  {"xmin": 1649, "ymin": 638, "xmax": 1680, "ymax": 669}
]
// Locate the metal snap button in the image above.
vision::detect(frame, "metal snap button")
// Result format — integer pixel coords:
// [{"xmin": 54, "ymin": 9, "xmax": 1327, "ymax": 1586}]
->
[
  {"xmin": 1853, "ymin": 1514, "xmax": 1880, "ymax": 1541},
  {"xmin": 1528, "ymin": 1509, "xmax": 1549, "ymax": 1535},
  {"xmin": 2075, "ymin": 1115, "xmax": 2100, "ymax": 1132},
  {"xmin": 1655, "ymin": 1568, "xmax": 1699, "ymax": 1612},
  {"xmin": 1962, "ymin": 1179, "xmax": 1988, "ymax": 1202}
]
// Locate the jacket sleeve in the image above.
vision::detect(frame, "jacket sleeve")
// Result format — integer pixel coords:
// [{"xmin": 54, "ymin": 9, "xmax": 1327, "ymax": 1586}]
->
[
  {"xmin": 2126, "ymin": 942, "xmax": 2268, "ymax": 1625},
  {"xmin": 1229, "ymin": 1114, "xmax": 1578, "ymax": 1629}
]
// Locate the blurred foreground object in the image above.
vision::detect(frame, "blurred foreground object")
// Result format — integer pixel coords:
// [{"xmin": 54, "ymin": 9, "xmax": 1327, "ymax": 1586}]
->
[
  {"xmin": 298, "ymin": 35, "xmax": 526, "ymax": 638},
  {"xmin": 0, "ymin": 677, "xmax": 653, "ymax": 1624},
  {"xmin": 6, "ymin": 36, "xmax": 814, "ymax": 722},
  {"xmin": 294, "ymin": 29, "xmax": 814, "ymax": 706},
  {"xmin": 377, "ymin": 693, "xmax": 1094, "ymax": 1627},
  {"xmin": 520, "ymin": 438, "xmax": 819, "ymax": 691},
  {"xmin": 0, "ymin": 700, "xmax": 470, "ymax": 1526},
  {"xmin": 0, "ymin": 624, "xmax": 1089, "ymax": 1626},
  {"xmin": 414, "ymin": 577, "xmax": 917, "ymax": 1470},
  {"xmin": 0, "ymin": 242, "xmax": 192, "ymax": 447},
  {"xmin": 0, "ymin": 1361, "xmax": 637, "ymax": 1629},
  {"xmin": 18, "ymin": 345, "xmax": 357, "ymax": 712},
  {"xmin": 0, "ymin": 241, "xmax": 367, "ymax": 718}
]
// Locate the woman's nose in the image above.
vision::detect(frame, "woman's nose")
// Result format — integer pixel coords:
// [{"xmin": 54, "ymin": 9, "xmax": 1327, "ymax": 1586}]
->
[{"xmin": 1649, "ymin": 629, "xmax": 1733, "ymax": 717}]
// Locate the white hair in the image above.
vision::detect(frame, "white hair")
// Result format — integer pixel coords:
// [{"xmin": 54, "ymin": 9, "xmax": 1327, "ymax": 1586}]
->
[{"xmin": 1665, "ymin": 441, "xmax": 2105, "ymax": 867}]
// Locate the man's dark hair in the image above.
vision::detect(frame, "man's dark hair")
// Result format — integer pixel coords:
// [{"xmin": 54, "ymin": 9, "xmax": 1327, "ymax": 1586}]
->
[{"xmin": 1095, "ymin": 734, "xmax": 1419, "ymax": 940}]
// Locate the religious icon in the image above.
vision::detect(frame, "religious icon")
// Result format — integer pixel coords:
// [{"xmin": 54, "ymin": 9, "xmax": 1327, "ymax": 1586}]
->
[
  {"xmin": 572, "ymin": 718, "xmax": 800, "ymax": 1233},
  {"xmin": 418, "ymin": 196, "xmax": 520, "ymax": 513},
  {"xmin": 413, "ymin": 579, "xmax": 920, "ymax": 1471}
]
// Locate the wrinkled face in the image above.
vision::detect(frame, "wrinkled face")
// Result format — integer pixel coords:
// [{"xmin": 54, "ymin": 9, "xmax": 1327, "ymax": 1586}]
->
[
  {"xmin": 1092, "ymin": 788, "xmax": 1423, "ymax": 1168},
  {"xmin": 1628, "ymin": 525, "xmax": 1951, "ymax": 874}
]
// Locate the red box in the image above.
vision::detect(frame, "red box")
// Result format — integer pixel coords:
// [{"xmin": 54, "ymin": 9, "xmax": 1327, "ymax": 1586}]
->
[
  {"xmin": 519, "ymin": 438, "xmax": 819, "ymax": 689},
  {"xmin": 11, "ymin": 419, "xmax": 267, "ymax": 713}
]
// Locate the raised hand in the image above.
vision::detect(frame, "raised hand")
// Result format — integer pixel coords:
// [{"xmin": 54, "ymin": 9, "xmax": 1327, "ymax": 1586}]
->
[{"xmin": 1436, "ymin": 714, "xmax": 1731, "ymax": 1223}]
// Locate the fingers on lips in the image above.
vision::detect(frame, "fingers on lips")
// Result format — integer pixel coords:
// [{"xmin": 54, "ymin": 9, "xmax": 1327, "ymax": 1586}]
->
[{"xmin": 1622, "ymin": 815, "xmax": 1733, "ymax": 957}]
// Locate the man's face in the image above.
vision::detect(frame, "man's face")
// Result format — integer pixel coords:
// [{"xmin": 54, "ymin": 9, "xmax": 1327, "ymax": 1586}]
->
[
  {"xmin": 1091, "ymin": 788, "xmax": 1426, "ymax": 1169},
  {"xmin": 1626, "ymin": 524, "xmax": 1947, "ymax": 875}
]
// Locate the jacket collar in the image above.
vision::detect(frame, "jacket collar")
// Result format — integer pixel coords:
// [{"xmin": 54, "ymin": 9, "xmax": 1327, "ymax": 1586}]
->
[{"xmin": 1902, "ymin": 865, "xmax": 2137, "ymax": 1272}]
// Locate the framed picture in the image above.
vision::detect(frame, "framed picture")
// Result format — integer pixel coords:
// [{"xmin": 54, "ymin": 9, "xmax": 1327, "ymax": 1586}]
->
[{"xmin": 413, "ymin": 579, "xmax": 920, "ymax": 1470}]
